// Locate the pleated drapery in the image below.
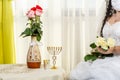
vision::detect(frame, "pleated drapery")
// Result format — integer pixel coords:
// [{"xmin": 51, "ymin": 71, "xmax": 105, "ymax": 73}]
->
[{"xmin": 0, "ymin": 0, "xmax": 16, "ymax": 64}]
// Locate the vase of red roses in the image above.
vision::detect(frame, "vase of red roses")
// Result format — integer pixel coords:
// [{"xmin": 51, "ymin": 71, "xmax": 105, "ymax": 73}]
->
[{"xmin": 20, "ymin": 5, "xmax": 43, "ymax": 68}]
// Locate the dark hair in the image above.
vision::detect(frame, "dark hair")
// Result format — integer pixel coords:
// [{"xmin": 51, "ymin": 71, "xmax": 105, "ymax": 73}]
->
[{"xmin": 100, "ymin": 0, "xmax": 116, "ymax": 37}]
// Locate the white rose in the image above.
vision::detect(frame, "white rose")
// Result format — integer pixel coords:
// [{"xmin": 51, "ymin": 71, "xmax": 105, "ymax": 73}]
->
[
  {"xmin": 101, "ymin": 44, "xmax": 109, "ymax": 50},
  {"xmin": 107, "ymin": 38, "xmax": 115, "ymax": 47},
  {"xmin": 95, "ymin": 37, "xmax": 106, "ymax": 46}
]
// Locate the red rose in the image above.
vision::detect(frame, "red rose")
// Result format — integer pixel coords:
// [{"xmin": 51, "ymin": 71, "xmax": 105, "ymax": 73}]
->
[
  {"xmin": 36, "ymin": 5, "xmax": 43, "ymax": 11},
  {"xmin": 31, "ymin": 7, "xmax": 36, "ymax": 11}
]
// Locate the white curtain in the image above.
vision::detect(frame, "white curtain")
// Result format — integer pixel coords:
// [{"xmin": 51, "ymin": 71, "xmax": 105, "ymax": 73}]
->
[
  {"xmin": 62, "ymin": 0, "xmax": 102, "ymax": 73},
  {"xmin": 13, "ymin": 0, "xmax": 106, "ymax": 73}
]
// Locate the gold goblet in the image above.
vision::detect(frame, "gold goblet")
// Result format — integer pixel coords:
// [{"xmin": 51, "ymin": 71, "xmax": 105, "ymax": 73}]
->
[{"xmin": 47, "ymin": 46, "xmax": 62, "ymax": 69}]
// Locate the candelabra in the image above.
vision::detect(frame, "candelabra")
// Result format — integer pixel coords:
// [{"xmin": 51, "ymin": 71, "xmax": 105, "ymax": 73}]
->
[{"xmin": 47, "ymin": 46, "xmax": 62, "ymax": 69}]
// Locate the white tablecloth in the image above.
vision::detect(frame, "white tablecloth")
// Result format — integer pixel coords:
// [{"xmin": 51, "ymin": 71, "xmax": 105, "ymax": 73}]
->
[{"xmin": 0, "ymin": 64, "xmax": 66, "ymax": 80}]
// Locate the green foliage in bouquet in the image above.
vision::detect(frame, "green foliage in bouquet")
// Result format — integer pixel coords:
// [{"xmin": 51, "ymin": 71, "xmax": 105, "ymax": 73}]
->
[{"xmin": 84, "ymin": 43, "xmax": 113, "ymax": 62}]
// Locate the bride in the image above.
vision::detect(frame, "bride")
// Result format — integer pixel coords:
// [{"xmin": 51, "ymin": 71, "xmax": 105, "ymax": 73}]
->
[{"xmin": 70, "ymin": 0, "xmax": 120, "ymax": 80}]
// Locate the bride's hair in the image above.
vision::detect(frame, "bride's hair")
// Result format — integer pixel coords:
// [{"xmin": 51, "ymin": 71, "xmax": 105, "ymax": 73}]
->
[{"xmin": 100, "ymin": 0, "xmax": 116, "ymax": 37}]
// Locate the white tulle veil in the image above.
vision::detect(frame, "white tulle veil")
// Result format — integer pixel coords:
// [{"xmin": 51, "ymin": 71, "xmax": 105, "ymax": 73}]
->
[{"xmin": 96, "ymin": 0, "xmax": 108, "ymax": 36}]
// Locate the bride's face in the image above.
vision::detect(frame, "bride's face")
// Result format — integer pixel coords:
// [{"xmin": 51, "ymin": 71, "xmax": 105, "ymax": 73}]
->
[{"xmin": 115, "ymin": 11, "xmax": 120, "ymax": 21}]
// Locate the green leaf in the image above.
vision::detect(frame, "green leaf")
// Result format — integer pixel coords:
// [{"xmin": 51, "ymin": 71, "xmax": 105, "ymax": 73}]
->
[
  {"xmin": 20, "ymin": 32, "xmax": 25, "ymax": 36},
  {"xmin": 84, "ymin": 54, "xmax": 98, "ymax": 62},
  {"xmin": 91, "ymin": 56, "xmax": 97, "ymax": 61},
  {"xmin": 37, "ymin": 35, "xmax": 41, "ymax": 41},
  {"xmin": 20, "ymin": 28, "xmax": 32, "ymax": 37},
  {"xmin": 37, "ymin": 29, "xmax": 43, "ymax": 35},
  {"xmin": 26, "ymin": 23, "xmax": 30, "ymax": 26},
  {"xmin": 91, "ymin": 51, "xmax": 101, "ymax": 57},
  {"xmin": 90, "ymin": 43, "xmax": 97, "ymax": 49},
  {"xmin": 40, "ymin": 21, "xmax": 42, "ymax": 24},
  {"xmin": 84, "ymin": 54, "xmax": 92, "ymax": 62},
  {"xmin": 101, "ymin": 53, "xmax": 113, "ymax": 57}
]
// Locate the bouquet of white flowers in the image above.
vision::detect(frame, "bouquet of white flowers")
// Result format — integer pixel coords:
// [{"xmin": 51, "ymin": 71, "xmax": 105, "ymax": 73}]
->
[
  {"xmin": 84, "ymin": 36, "xmax": 115, "ymax": 62},
  {"xmin": 95, "ymin": 37, "xmax": 115, "ymax": 50}
]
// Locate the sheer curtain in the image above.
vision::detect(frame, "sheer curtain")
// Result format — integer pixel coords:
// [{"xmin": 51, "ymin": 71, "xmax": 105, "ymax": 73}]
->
[
  {"xmin": 62, "ymin": 0, "xmax": 106, "ymax": 73},
  {"xmin": 13, "ymin": 0, "xmax": 106, "ymax": 73},
  {"xmin": 62, "ymin": 0, "xmax": 100, "ymax": 73}
]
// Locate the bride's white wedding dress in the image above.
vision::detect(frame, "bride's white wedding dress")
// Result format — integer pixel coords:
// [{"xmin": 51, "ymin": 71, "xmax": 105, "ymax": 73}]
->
[{"xmin": 70, "ymin": 22, "xmax": 120, "ymax": 80}]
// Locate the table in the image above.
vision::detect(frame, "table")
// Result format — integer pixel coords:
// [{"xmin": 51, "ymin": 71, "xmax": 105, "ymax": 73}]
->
[{"xmin": 0, "ymin": 64, "xmax": 66, "ymax": 80}]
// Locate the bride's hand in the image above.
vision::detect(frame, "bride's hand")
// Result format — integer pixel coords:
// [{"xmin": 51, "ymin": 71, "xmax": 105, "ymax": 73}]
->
[{"xmin": 96, "ymin": 47, "xmax": 114, "ymax": 54}]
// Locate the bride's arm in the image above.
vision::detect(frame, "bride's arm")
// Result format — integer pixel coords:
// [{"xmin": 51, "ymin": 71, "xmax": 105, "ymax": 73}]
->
[
  {"xmin": 97, "ymin": 46, "xmax": 120, "ymax": 54},
  {"xmin": 113, "ymin": 46, "xmax": 120, "ymax": 54},
  {"xmin": 97, "ymin": 47, "xmax": 114, "ymax": 54}
]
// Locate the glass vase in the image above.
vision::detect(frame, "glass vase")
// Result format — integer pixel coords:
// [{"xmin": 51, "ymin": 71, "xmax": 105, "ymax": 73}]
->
[{"xmin": 27, "ymin": 36, "xmax": 41, "ymax": 68}]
